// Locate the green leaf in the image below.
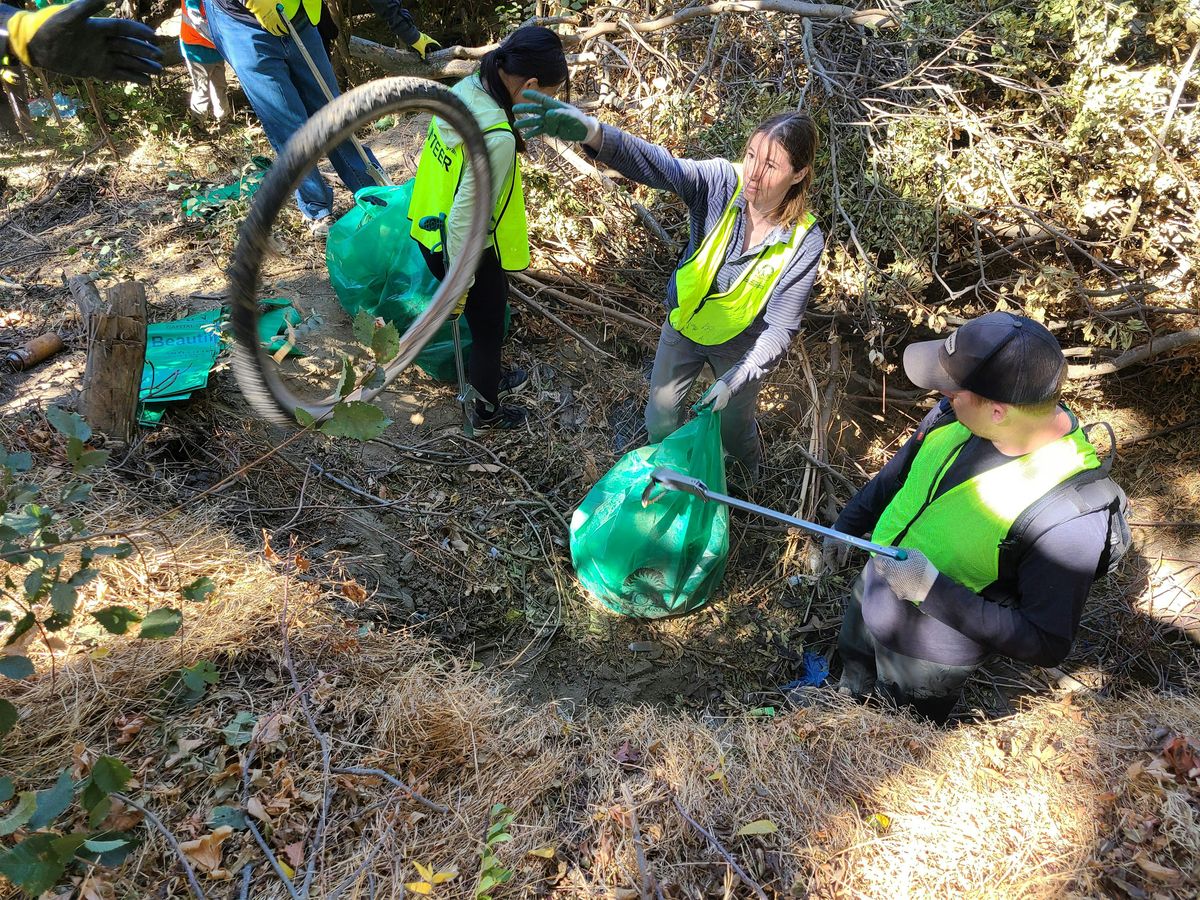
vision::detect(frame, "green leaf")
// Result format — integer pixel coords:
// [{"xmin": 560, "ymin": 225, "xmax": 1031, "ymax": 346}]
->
[
  {"xmin": 0, "ymin": 655, "xmax": 34, "ymax": 680},
  {"xmin": 2, "ymin": 450, "xmax": 32, "ymax": 472},
  {"xmin": 223, "ymin": 711, "xmax": 256, "ymax": 747},
  {"xmin": 0, "ymin": 832, "xmax": 74, "ymax": 894},
  {"xmin": 82, "ymin": 837, "xmax": 128, "ymax": 853},
  {"xmin": 352, "ymin": 309, "xmax": 378, "ymax": 345},
  {"xmin": 5, "ymin": 612, "xmax": 35, "ymax": 646},
  {"xmin": 0, "ymin": 699, "xmax": 16, "ymax": 736},
  {"xmin": 91, "ymin": 543, "xmax": 133, "ymax": 559},
  {"xmin": 338, "ymin": 355, "xmax": 357, "ymax": 398},
  {"xmin": 181, "ymin": 576, "xmax": 215, "ymax": 603},
  {"xmin": 371, "ymin": 322, "xmax": 400, "ymax": 364},
  {"xmin": 734, "ymin": 818, "xmax": 779, "ymax": 837},
  {"xmin": 208, "ymin": 805, "xmax": 248, "ymax": 831},
  {"xmin": 295, "ymin": 408, "xmax": 317, "ymax": 427},
  {"xmin": 90, "ymin": 756, "xmax": 131, "ymax": 794},
  {"xmin": 92, "ymin": 606, "xmax": 141, "ymax": 635},
  {"xmin": 0, "ymin": 792, "xmax": 36, "ymax": 836},
  {"xmin": 139, "ymin": 608, "xmax": 182, "ymax": 639},
  {"xmin": 46, "ymin": 406, "xmax": 91, "ymax": 442},
  {"xmin": 61, "ymin": 483, "xmax": 93, "ymax": 504},
  {"xmin": 28, "ymin": 769, "xmax": 74, "ymax": 830},
  {"xmin": 84, "ymin": 790, "xmax": 110, "ymax": 828},
  {"xmin": 0, "ymin": 778, "xmax": 12, "ymax": 804},
  {"xmin": 50, "ymin": 582, "xmax": 78, "ymax": 618},
  {"xmin": 319, "ymin": 402, "xmax": 392, "ymax": 441},
  {"xmin": 23, "ymin": 567, "xmax": 46, "ymax": 602},
  {"xmin": 180, "ymin": 660, "xmax": 219, "ymax": 693}
]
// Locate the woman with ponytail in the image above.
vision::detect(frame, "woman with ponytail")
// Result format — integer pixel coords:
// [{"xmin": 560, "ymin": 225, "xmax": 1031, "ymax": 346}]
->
[
  {"xmin": 408, "ymin": 25, "xmax": 568, "ymax": 429},
  {"xmin": 514, "ymin": 99, "xmax": 824, "ymax": 483}
]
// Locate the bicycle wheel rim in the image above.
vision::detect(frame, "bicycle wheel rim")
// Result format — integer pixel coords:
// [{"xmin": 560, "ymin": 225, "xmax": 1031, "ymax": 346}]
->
[{"xmin": 228, "ymin": 76, "xmax": 493, "ymax": 425}]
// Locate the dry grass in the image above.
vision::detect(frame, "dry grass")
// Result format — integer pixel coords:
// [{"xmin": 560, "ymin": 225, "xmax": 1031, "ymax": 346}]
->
[{"xmin": 3, "ymin": 521, "xmax": 1198, "ymax": 898}]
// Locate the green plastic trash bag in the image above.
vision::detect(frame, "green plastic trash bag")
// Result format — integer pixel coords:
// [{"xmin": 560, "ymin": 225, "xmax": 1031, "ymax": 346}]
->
[
  {"xmin": 570, "ymin": 407, "xmax": 730, "ymax": 618},
  {"xmin": 326, "ymin": 182, "xmax": 505, "ymax": 382}
]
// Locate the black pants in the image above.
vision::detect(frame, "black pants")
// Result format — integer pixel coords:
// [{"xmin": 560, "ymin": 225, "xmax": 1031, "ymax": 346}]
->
[
  {"xmin": 420, "ymin": 243, "xmax": 509, "ymax": 412},
  {"xmin": 837, "ymin": 575, "xmax": 977, "ymax": 724}
]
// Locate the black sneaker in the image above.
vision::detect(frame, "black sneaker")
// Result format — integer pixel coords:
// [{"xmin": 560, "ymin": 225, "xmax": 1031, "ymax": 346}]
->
[
  {"xmin": 472, "ymin": 404, "xmax": 528, "ymax": 430},
  {"xmin": 497, "ymin": 368, "xmax": 529, "ymax": 399}
]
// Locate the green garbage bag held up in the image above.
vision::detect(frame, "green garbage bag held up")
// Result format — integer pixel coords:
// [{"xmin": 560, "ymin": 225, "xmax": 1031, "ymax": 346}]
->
[
  {"xmin": 570, "ymin": 407, "xmax": 730, "ymax": 618},
  {"xmin": 326, "ymin": 180, "xmax": 506, "ymax": 382}
]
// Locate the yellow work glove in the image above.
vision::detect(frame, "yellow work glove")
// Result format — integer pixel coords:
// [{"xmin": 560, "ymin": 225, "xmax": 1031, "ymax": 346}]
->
[
  {"xmin": 244, "ymin": 0, "xmax": 288, "ymax": 36},
  {"xmin": 410, "ymin": 31, "xmax": 440, "ymax": 59},
  {"xmin": 452, "ymin": 292, "xmax": 467, "ymax": 319}
]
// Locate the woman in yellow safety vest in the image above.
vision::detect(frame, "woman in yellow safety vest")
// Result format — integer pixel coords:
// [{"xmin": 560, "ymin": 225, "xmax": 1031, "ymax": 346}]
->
[
  {"xmin": 514, "ymin": 95, "xmax": 824, "ymax": 483},
  {"xmin": 407, "ymin": 26, "xmax": 569, "ymax": 429}
]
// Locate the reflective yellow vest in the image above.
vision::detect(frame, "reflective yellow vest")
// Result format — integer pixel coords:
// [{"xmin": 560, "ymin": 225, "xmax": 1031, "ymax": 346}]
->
[
  {"xmin": 668, "ymin": 168, "xmax": 815, "ymax": 346},
  {"xmin": 276, "ymin": 0, "xmax": 321, "ymax": 25},
  {"xmin": 407, "ymin": 81, "xmax": 529, "ymax": 272},
  {"xmin": 871, "ymin": 415, "xmax": 1101, "ymax": 593}
]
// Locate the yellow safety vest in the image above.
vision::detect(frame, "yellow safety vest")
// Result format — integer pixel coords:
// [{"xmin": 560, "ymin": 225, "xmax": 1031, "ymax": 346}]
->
[
  {"xmin": 276, "ymin": 0, "xmax": 321, "ymax": 25},
  {"xmin": 871, "ymin": 415, "xmax": 1100, "ymax": 592},
  {"xmin": 407, "ymin": 81, "xmax": 529, "ymax": 272},
  {"xmin": 668, "ymin": 168, "xmax": 815, "ymax": 346}
]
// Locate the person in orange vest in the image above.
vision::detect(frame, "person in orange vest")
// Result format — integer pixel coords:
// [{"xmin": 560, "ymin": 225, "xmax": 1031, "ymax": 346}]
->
[{"xmin": 179, "ymin": 0, "xmax": 227, "ymax": 124}]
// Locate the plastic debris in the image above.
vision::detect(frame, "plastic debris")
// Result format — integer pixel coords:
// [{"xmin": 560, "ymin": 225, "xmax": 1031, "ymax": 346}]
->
[
  {"xmin": 182, "ymin": 157, "xmax": 271, "ymax": 218},
  {"xmin": 28, "ymin": 92, "xmax": 79, "ymax": 119}
]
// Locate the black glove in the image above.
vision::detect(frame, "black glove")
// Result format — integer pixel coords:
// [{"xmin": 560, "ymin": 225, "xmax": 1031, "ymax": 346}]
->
[{"xmin": 7, "ymin": 0, "xmax": 164, "ymax": 85}]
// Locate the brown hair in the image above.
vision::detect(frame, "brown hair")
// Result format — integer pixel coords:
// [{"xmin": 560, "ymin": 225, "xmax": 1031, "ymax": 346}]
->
[{"xmin": 746, "ymin": 112, "xmax": 818, "ymax": 227}]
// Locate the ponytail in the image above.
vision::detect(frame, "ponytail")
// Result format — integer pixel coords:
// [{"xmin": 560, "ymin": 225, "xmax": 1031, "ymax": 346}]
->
[{"xmin": 479, "ymin": 26, "xmax": 569, "ymax": 154}]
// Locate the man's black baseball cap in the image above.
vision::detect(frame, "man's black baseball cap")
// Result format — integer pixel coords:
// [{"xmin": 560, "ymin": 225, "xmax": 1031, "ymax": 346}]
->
[{"xmin": 902, "ymin": 312, "xmax": 1066, "ymax": 404}]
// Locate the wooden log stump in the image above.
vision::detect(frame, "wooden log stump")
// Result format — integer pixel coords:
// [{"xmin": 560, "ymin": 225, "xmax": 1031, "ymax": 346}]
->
[{"xmin": 80, "ymin": 281, "xmax": 147, "ymax": 445}]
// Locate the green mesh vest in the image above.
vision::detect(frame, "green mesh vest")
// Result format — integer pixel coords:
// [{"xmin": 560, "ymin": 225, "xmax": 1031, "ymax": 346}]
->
[{"xmin": 872, "ymin": 414, "xmax": 1101, "ymax": 592}]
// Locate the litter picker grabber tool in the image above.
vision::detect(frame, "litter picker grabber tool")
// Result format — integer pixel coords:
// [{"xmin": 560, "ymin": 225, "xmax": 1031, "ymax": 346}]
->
[
  {"xmin": 279, "ymin": 5, "xmax": 389, "ymax": 188},
  {"xmin": 418, "ymin": 213, "xmax": 492, "ymax": 437},
  {"xmin": 641, "ymin": 467, "xmax": 909, "ymax": 560}
]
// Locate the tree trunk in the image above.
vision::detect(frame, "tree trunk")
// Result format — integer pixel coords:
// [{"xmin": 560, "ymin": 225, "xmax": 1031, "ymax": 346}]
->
[{"xmin": 80, "ymin": 281, "xmax": 148, "ymax": 445}]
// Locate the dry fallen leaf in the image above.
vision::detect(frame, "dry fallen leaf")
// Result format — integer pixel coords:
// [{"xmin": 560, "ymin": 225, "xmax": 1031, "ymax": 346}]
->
[
  {"xmin": 735, "ymin": 819, "xmax": 779, "ymax": 837},
  {"xmin": 467, "ymin": 463, "xmax": 502, "ymax": 474},
  {"xmin": 342, "ymin": 580, "xmax": 368, "ymax": 602},
  {"xmin": 179, "ymin": 825, "xmax": 234, "ymax": 873},
  {"xmin": 527, "ymin": 846, "xmax": 556, "ymax": 859},
  {"xmin": 246, "ymin": 796, "xmax": 270, "ymax": 823},
  {"xmin": 251, "ymin": 712, "xmax": 292, "ymax": 744},
  {"xmin": 114, "ymin": 714, "xmax": 146, "ymax": 746},
  {"xmin": 283, "ymin": 841, "xmax": 305, "ymax": 868},
  {"xmin": 1134, "ymin": 853, "xmax": 1183, "ymax": 884}
]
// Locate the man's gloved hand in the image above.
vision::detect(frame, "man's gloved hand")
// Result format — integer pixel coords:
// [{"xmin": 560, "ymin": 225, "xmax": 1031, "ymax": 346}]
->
[
  {"xmin": 871, "ymin": 549, "xmax": 940, "ymax": 606},
  {"xmin": 6, "ymin": 0, "xmax": 163, "ymax": 85},
  {"xmin": 514, "ymin": 90, "xmax": 600, "ymax": 144},
  {"xmin": 821, "ymin": 539, "xmax": 851, "ymax": 573},
  {"xmin": 698, "ymin": 379, "xmax": 732, "ymax": 412},
  {"xmin": 410, "ymin": 31, "xmax": 439, "ymax": 59},
  {"xmin": 245, "ymin": 0, "xmax": 288, "ymax": 35}
]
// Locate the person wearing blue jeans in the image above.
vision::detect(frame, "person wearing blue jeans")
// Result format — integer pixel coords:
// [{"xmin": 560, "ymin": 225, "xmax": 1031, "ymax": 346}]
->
[{"xmin": 204, "ymin": 0, "xmax": 380, "ymax": 233}]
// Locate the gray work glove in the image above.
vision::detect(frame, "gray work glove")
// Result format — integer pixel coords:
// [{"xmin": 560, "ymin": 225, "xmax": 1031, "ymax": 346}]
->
[{"xmin": 871, "ymin": 549, "xmax": 939, "ymax": 606}]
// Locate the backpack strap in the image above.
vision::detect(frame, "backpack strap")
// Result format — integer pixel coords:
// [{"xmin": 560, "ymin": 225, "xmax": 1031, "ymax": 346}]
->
[{"xmin": 997, "ymin": 420, "xmax": 1125, "ymax": 584}]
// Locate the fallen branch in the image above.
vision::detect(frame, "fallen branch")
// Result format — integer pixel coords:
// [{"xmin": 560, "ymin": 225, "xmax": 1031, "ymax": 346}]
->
[
  {"xmin": 1067, "ymin": 327, "xmax": 1200, "ymax": 378},
  {"xmin": 510, "ymin": 285, "xmax": 616, "ymax": 359},
  {"xmin": 671, "ymin": 795, "xmax": 768, "ymax": 900},
  {"xmin": 349, "ymin": 36, "xmax": 595, "ymax": 78},
  {"xmin": 543, "ymin": 136, "xmax": 675, "ymax": 248},
  {"xmin": 112, "ymin": 793, "xmax": 207, "ymax": 900},
  {"xmin": 331, "ymin": 767, "xmax": 449, "ymax": 814},
  {"xmin": 624, "ymin": 784, "xmax": 655, "ymax": 900},
  {"xmin": 512, "ymin": 272, "xmax": 658, "ymax": 333}
]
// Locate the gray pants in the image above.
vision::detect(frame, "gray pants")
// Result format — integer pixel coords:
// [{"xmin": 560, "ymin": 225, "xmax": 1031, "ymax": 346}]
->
[
  {"xmin": 184, "ymin": 57, "xmax": 229, "ymax": 122},
  {"xmin": 646, "ymin": 321, "xmax": 763, "ymax": 479},
  {"xmin": 837, "ymin": 574, "xmax": 977, "ymax": 723}
]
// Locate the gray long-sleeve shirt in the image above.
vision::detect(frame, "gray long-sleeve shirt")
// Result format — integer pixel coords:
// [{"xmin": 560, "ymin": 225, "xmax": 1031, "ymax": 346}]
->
[{"xmin": 587, "ymin": 125, "xmax": 824, "ymax": 394}]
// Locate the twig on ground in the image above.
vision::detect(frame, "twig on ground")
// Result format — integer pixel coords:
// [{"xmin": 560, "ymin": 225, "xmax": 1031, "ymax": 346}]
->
[
  {"xmin": 624, "ymin": 784, "xmax": 655, "ymax": 900},
  {"xmin": 510, "ymin": 285, "xmax": 616, "ymax": 359},
  {"xmin": 671, "ymin": 795, "xmax": 768, "ymax": 900},
  {"xmin": 1068, "ymin": 328, "xmax": 1200, "ymax": 378},
  {"xmin": 112, "ymin": 793, "xmax": 207, "ymax": 900},
  {"xmin": 331, "ymin": 767, "xmax": 449, "ymax": 814}
]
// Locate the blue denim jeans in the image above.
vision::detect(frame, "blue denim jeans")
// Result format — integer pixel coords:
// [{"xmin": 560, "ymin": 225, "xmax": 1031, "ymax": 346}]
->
[{"xmin": 204, "ymin": 4, "xmax": 379, "ymax": 220}]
